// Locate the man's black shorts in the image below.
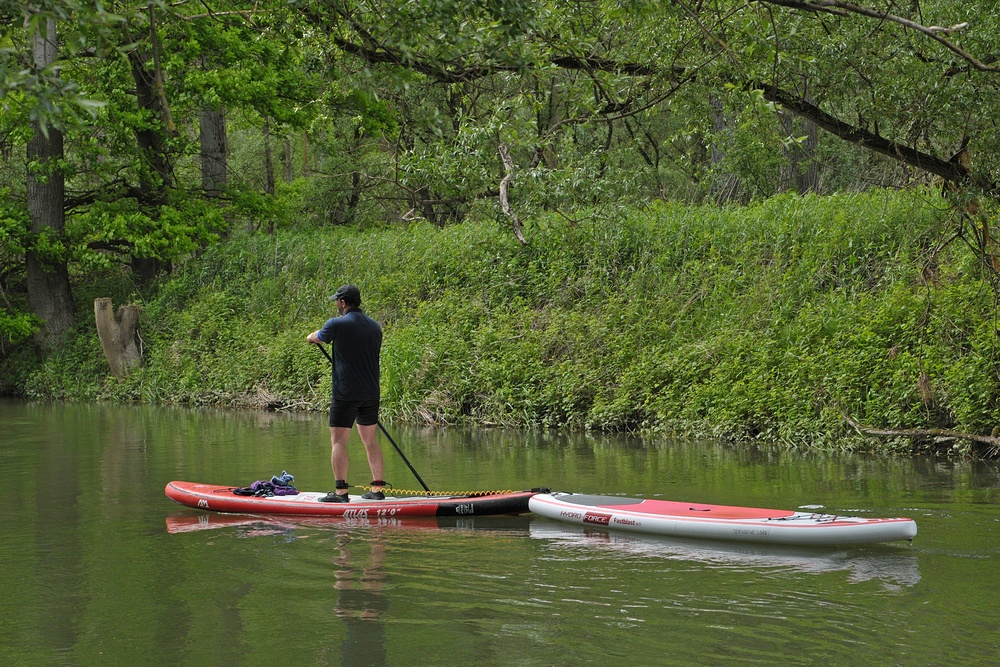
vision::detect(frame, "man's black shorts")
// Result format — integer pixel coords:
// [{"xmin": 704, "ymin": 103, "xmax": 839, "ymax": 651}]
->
[{"xmin": 330, "ymin": 398, "xmax": 380, "ymax": 428}]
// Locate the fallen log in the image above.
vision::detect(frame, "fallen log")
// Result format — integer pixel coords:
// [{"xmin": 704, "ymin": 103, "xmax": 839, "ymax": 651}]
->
[{"xmin": 843, "ymin": 413, "xmax": 1000, "ymax": 458}]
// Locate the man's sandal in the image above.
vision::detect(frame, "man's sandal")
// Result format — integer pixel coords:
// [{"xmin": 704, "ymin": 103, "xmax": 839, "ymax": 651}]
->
[
  {"xmin": 361, "ymin": 480, "xmax": 390, "ymax": 500},
  {"xmin": 319, "ymin": 479, "xmax": 351, "ymax": 503}
]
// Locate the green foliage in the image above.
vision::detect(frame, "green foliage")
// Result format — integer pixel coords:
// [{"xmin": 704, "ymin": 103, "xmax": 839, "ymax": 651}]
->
[
  {"xmin": 0, "ymin": 308, "xmax": 37, "ymax": 347},
  {"xmin": 0, "ymin": 189, "xmax": 29, "ymax": 255},
  {"xmin": 0, "ymin": 194, "xmax": 33, "ymax": 348},
  {"xmin": 20, "ymin": 322, "xmax": 107, "ymax": 400},
  {"xmin": 67, "ymin": 196, "xmax": 226, "ymax": 269}
]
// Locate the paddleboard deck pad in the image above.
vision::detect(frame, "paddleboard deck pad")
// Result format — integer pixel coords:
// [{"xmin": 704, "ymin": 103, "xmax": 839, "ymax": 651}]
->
[
  {"xmin": 166, "ymin": 481, "xmax": 544, "ymax": 517},
  {"xmin": 529, "ymin": 492, "xmax": 917, "ymax": 545}
]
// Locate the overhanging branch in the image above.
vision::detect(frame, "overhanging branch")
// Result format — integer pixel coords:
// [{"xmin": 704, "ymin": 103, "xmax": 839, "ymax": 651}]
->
[
  {"xmin": 334, "ymin": 36, "xmax": 662, "ymax": 83},
  {"xmin": 756, "ymin": 0, "xmax": 999, "ymax": 73},
  {"xmin": 755, "ymin": 81, "xmax": 971, "ymax": 184},
  {"xmin": 315, "ymin": 5, "xmax": 997, "ymax": 190}
]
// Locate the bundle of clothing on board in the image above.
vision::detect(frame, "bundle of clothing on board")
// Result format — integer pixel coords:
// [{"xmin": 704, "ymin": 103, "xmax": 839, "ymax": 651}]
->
[{"xmin": 232, "ymin": 470, "xmax": 299, "ymax": 497}]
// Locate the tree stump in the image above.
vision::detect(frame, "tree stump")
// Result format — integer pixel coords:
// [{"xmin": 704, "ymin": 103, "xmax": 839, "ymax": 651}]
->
[{"xmin": 94, "ymin": 298, "xmax": 143, "ymax": 379}]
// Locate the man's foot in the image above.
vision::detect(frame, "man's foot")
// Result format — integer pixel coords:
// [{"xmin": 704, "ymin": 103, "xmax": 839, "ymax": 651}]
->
[
  {"xmin": 318, "ymin": 491, "xmax": 350, "ymax": 503},
  {"xmin": 362, "ymin": 480, "xmax": 389, "ymax": 501}
]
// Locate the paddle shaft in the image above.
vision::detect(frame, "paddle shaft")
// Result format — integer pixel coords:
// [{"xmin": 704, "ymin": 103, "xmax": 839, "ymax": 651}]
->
[{"xmin": 314, "ymin": 343, "xmax": 431, "ymax": 491}]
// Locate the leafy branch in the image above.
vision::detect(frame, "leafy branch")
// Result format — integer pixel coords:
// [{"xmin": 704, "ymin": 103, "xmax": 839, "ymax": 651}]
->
[{"xmin": 756, "ymin": 1, "xmax": 999, "ymax": 73}]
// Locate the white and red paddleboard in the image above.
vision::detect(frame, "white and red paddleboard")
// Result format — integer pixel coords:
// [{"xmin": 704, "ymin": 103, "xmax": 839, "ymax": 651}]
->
[
  {"xmin": 166, "ymin": 481, "xmax": 543, "ymax": 518},
  {"xmin": 529, "ymin": 492, "xmax": 917, "ymax": 545}
]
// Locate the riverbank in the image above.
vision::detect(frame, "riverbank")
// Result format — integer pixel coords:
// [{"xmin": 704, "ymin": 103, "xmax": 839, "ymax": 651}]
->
[{"xmin": 5, "ymin": 189, "xmax": 997, "ymax": 454}]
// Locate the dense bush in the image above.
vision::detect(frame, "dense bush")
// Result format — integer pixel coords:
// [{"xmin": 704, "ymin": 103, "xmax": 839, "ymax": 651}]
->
[{"xmin": 7, "ymin": 188, "xmax": 999, "ymax": 452}]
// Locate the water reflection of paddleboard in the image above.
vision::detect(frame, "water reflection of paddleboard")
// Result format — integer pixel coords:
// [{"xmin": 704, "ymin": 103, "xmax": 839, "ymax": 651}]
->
[
  {"xmin": 529, "ymin": 492, "xmax": 917, "ymax": 546},
  {"xmin": 166, "ymin": 480, "xmax": 546, "ymax": 517},
  {"xmin": 164, "ymin": 511, "xmax": 532, "ymax": 535},
  {"xmin": 528, "ymin": 519, "xmax": 921, "ymax": 586}
]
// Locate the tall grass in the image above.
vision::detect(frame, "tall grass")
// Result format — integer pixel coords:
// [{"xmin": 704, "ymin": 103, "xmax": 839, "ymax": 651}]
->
[{"xmin": 12, "ymin": 188, "xmax": 1000, "ymax": 451}]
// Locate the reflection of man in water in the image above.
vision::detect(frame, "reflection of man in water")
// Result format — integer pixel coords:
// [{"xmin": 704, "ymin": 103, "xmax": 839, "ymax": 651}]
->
[{"xmin": 334, "ymin": 531, "xmax": 388, "ymax": 666}]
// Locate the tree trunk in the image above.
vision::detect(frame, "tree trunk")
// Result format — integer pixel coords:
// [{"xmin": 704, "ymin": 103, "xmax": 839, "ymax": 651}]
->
[
  {"xmin": 709, "ymin": 94, "xmax": 745, "ymax": 204},
  {"xmin": 498, "ymin": 144, "xmax": 528, "ymax": 245},
  {"xmin": 127, "ymin": 47, "xmax": 173, "ymax": 281},
  {"xmin": 128, "ymin": 52, "xmax": 173, "ymax": 194},
  {"xmin": 283, "ymin": 136, "xmax": 293, "ymax": 182},
  {"xmin": 263, "ymin": 117, "xmax": 275, "ymax": 198},
  {"xmin": 302, "ymin": 133, "xmax": 310, "ymax": 177},
  {"xmin": 536, "ymin": 74, "xmax": 561, "ymax": 169},
  {"xmin": 94, "ymin": 298, "xmax": 143, "ymax": 379},
  {"xmin": 26, "ymin": 17, "xmax": 75, "ymax": 349},
  {"xmin": 199, "ymin": 105, "xmax": 228, "ymax": 198},
  {"xmin": 780, "ymin": 104, "xmax": 820, "ymax": 194}
]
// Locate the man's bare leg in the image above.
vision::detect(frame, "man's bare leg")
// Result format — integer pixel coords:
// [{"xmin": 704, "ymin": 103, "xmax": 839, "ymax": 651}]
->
[
  {"xmin": 330, "ymin": 426, "xmax": 352, "ymax": 496},
  {"xmin": 357, "ymin": 423, "xmax": 384, "ymax": 491}
]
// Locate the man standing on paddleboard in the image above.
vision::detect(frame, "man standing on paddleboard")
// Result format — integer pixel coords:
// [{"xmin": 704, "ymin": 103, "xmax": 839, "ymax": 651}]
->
[{"xmin": 307, "ymin": 284, "xmax": 387, "ymax": 502}]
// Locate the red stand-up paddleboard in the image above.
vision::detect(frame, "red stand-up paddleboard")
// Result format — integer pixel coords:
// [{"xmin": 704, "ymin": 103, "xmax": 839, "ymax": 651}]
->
[
  {"xmin": 165, "ymin": 481, "xmax": 544, "ymax": 518},
  {"xmin": 529, "ymin": 492, "xmax": 917, "ymax": 545}
]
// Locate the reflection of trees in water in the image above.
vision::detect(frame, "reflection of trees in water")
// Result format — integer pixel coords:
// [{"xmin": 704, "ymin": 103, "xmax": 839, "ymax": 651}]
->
[
  {"xmin": 333, "ymin": 532, "xmax": 388, "ymax": 667},
  {"xmin": 163, "ymin": 515, "xmax": 392, "ymax": 665}
]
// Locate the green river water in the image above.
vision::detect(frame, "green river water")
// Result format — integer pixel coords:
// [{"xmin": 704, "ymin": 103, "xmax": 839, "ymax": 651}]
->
[{"xmin": 1, "ymin": 399, "xmax": 998, "ymax": 666}]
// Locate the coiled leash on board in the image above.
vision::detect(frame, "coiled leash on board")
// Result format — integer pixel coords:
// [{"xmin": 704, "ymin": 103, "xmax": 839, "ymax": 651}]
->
[
  {"xmin": 354, "ymin": 484, "xmax": 521, "ymax": 498},
  {"xmin": 356, "ymin": 483, "xmax": 552, "ymax": 497}
]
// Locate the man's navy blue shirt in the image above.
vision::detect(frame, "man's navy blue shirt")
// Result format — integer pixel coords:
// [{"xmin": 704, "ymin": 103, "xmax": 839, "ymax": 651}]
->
[{"xmin": 318, "ymin": 309, "xmax": 382, "ymax": 401}]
